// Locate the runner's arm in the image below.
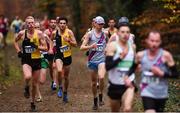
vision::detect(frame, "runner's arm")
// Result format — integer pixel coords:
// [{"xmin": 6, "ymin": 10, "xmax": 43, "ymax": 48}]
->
[
  {"xmin": 68, "ymin": 30, "xmax": 77, "ymax": 47},
  {"xmin": 38, "ymin": 32, "xmax": 48, "ymax": 51},
  {"xmin": 80, "ymin": 33, "xmax": 93, "ymax": 51},
  {"xmin": 126, "ymin": 51, "xmax": 142, "ymax": 76},
  {"xmin": 105, "ymin": 42, "xmax": 122, "ymax": 71},
  {"xmin": 14, "ymin": 30, "xmax": 24, "ymax": 53},
  {"xmin": 163, "ymin": 51, "xmax": 179, "ymax": 78},
  {"xmin": 108, "ymin": 34, "xmax": 116, "ymax": 44},
  {"xmin": 44, "ymin": 33, "xmax": 53, "ymax": 53}
]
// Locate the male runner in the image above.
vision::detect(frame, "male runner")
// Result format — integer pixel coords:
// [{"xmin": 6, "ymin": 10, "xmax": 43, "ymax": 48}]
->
[
  {"xmin": 80, "ymin": 16, "xmax": 108, "ymax": 110},
  {"xmin": 14, "ymin": 16, "xmax": 48, "ymax": 111},
  {"xmin": 126, "ymin": 30, "xmax": 179, "ymax": 112},
  {"xmin": 52, "ymin": 17, "xmax": 77, "ymax": 103}
]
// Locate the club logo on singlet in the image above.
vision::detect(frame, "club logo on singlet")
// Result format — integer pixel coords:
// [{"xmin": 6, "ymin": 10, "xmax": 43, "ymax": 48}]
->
[
  {"xmin": 24, "ymin": 46, "xmax": 36, "ymax": 53},
  {"xmin": 59, "ymin": 45, "xmax": 70, "ymax": 53}
]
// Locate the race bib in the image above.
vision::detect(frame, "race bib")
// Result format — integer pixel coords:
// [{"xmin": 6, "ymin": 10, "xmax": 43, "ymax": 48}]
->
[
  {"xmin": 143, "ymin": 71, "xmax": 154, "ymax": 77},
  {"xmin": 96, "ymin": 44, "xmax": 104, "ymax": 51},
  {"xmin": 59, "ymin": 45, "xmax": 70, "ymax": 53},
  {"xmin": 92, "ymin": 44, "xmax": 104, "ymax": 52},
  {"xmin": 142, "ymin": 76, "xmax": 160, "ymax": 84},
  {"xmin": 24, "ymin": 46, "xmax": 35, "ymax": 53}
]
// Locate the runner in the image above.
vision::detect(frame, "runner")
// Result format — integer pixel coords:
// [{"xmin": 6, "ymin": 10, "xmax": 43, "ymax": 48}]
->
[
  {"xmin": 126, "ymin": 30, "xmax": 179, "ymax": 112},
  {"xmin": 52, "ymin": 17, "xmax": 77, "ymax": 103},
  {"xmin": 81, "ymin": 17, "xmax": 96, "ymax": 42},
  {"xmin": 104, "ymin": 18, "xmax": 117, "ymax": 38},
  {"xmin": 0, "ymin": 15, "xmax": 8, "ymax": 47},
  {"xmin": 34, "ymin": 21, "xmax": 53, "ymax": 102},
  {"xmin": 105, "ymin": 20, "xmax": 136, "ymax": 112},
  {"xmin": 108, "ymin": 17, "xmax": 135, "ymax": 44},
  {"xmin": 80, "ymin": 16, "xmax": 108, "ymax": 110},
  {"xmin": 11, "ymin": 16, "xmax": 23, "ymax": 38},
  {"xmin": 41, "ymin": 15, "xmax": 49, "ymax": 31},
  {"xmin": 44, "ymin": 19, "xmax": 57, "ymax": 90},
  {"xmin": 81, "ymin": 18, "xmax": 96, "ymax": 56},
  {"xmin": 14, "ymin": 16, "xmax": 48, "ymax": 111}
]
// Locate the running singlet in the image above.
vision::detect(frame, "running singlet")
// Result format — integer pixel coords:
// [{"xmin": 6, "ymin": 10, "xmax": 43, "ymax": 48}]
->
[
  {"xmin": 22, "ymin": 30, "xmax": 41, "ymax": 59},
  {"xmin": 55, "ymin": 29, "xmax": 72, "ymax": 58},
  {"xmin": 108, "ymin": 41, "xmax": 135, "ymax": 85},
  {"xmin": 88, "ymin": 29, "xmax": 106, "ymax": 63},
  {"xmin": 140, "ymin": 49, "xmax": 169, "ymax": 99}
]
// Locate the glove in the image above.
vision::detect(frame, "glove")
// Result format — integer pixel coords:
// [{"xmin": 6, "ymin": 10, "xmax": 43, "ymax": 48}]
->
[
  {"xmin": 18, "ymin": 51, "xmax": 23, "ymax": 58},
  {"xmin": 30, "ymin": 42, "xmax": 38, "ymax": 49}
]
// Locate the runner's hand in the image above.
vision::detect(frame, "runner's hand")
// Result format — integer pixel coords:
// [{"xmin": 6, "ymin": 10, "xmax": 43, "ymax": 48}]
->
[
  {"xmin": 120, "ymin": 49, "xmax": 128, "ymax": 59},
  {"xmin": 48, "ymin": 49, "xmax": 54, "ymax": 54},
  {"xmin": 90, "ymin": 43, "xmax": 97, "ymax": 49},
  {"xmin": 124, "ymin": 76, "xmax": 133, "ymax": 87},
  {"xmin": 151, "ymin": 66, "xmax": 164, "ymax": 77},
  {"xmin": 17, "ymin": 51, "xmax": 23, "ymax": 58}
]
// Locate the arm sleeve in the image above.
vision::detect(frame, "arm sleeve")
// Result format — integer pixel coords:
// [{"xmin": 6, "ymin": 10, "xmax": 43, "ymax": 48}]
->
[
  {"xmin": 126, "ymin": 61, "xmax": 138, "ymax": 76},
  {"xmin": 105, "ymin": 56, "xmax": 121, "ymax": 71},
  {"xmin": 164, "ymin": 64, "xmax": 179, "ymax": 78}
]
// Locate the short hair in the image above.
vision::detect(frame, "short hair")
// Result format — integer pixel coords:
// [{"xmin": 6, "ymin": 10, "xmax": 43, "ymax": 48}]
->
[
  {"xmin": 25, "ymin": 16, "xmax": 34, "ymax": 22},
  {"xmin": 148, "ymin": 30, "xmax": 161, "ymax": 38},
  {"xmin": 108, "ymin": 18, "xmax": 115, "ymax": 22},
  {"xmin": 58, "ymin": 16, "xmax": 68, "ymax": 23}
]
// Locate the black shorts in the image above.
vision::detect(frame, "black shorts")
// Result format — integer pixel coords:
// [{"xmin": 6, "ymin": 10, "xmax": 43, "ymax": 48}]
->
[
  {"xmin": 55, "ymin": 54, "xmax": 72, "ymax": 66},
  {"xmin": 21, "ymin": 58, "xmax": 41, "ymax": 71},
  {"xmin": 142, "ymin": 96, "xmax": 167, "ymax": 112},
  {"xmin": 107, "ymin": 82, "xmax": 127, "ymax": 100},
  {"xmin": 44, "ymin": 54, "xmax": 54, "ymax": 62}
]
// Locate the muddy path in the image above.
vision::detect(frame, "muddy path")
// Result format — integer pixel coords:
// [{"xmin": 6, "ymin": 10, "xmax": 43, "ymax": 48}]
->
[
  {"xmin": 0, "ymin": 43, "xmax": 179, "ymax": 112},
  {"xmin": 0, "ymin": 45, "xmax": 111, "ymax": 112}
]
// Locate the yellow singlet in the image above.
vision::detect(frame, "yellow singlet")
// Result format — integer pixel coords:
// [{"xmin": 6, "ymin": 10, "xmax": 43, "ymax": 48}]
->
[
  {"xmin": 60, "ymin": 28, "xmax": 72, "ymax": 58},
  {"xmin": 30, "ymin": 30, "xmax": 41, "ymax": 59}
]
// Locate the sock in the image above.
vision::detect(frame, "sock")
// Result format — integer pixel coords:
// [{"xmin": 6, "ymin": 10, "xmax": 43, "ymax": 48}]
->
[
  {"xmin": 94, "ymin": 97, "xmax": 98, "ymax": 106},
  {"xmin": 59, "ymin": 85, "xmax": 62, "ymax": 89},
  {"xmin": 99, "ymin": 94, "xmax": 103, "ymax": 102},
  {"xmin": 64, "ymin": 92, "xmax": 67, "ymax": 95}
]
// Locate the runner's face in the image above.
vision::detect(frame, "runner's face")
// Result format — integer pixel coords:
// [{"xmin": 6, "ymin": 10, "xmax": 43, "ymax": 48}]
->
[
  {"xmin": 50, "ymin": 19, "xmax": 56, "ymax": 29},
  {"xmin": 147, "ymin": 33, "xmax": 161, "ymax": 51},
  {"xmin": 26, "ymin": 18, "xmax": 35, "ymax": 30},
  {"xmin": 118, "ymin": 26, "xmax": 130, "ymax": 42},
  {"xmin": 96, "ymin": 23, "xmax": 104, "ymax": 30},
  {"xmin": 59, "ymin": 20, "xmax": 67, "ymax": 30},
  {"xmin": 108, "ymin": 20, "xmax": 115, "ymax": 28},
  {"xmin": 34, "ymin": 22, "xmax": 40, "ymax": 30}
]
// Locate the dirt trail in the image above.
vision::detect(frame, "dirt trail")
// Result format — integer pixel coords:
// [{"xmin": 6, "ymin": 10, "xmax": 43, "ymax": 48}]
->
[{"xmin": 0, "ymin": 46, "xmax": 110, "ymax": 112}]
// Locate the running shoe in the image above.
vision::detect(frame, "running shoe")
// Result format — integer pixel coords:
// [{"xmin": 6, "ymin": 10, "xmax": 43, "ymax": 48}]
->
[
  {"xmin": 36, "ymin": 97, "xmax": 42, "ymax": 102},
  {"xmin": 57, "ymin": 87, "xmax": 63, "ymax": 98},
  {"xmin": 63, "ymin": 93, "xmax": 68, "ymax": 103},
  {"xmin": 30, "ymin": 102, "xmax": 37, "ymax": 112},
  {"xmin": 92, "ymin": 105, "xmax": 98, "ymax": 110},
  {"xmin": 51, "ymin": 81, "xmax": 57, "ymax": 91},
  {"xmin": 99, "ymin": 101, "xmax": 105, "ymax": 106}
]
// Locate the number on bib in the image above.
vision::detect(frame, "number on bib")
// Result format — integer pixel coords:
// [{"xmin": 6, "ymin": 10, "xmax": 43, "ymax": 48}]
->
[
  {"xmin": 25, "ymin": 46, "xmax": 35, "ymax": 53},
  {"xmin": 96, "ymin": 44, "xmax": 103, "ymax": 52},
  {"xmin": 59, "ymin": 45, "xmax": 70, "ymax": 53},
  {"xmin": 142, "ymin": 76, "xmax": 160, "ymax": 84}
]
